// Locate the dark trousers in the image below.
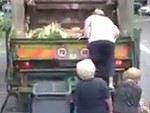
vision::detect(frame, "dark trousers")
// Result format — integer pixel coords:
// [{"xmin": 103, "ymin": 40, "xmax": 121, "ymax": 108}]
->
[{"xmin": 88, "ymin": 40, "xmax": 115, "ymax": 84}]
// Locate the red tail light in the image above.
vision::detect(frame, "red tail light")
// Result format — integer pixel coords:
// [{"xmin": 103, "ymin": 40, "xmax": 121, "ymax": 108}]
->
[
  {"xmin": 15, "ymin": 61, "xmax": 32, "ymax": 69},
  {"xmin": 21, "ymin": 61, "xmax": 32, "ymax": 69},
  {"xmin": 115, "ymin": 60, "xmax": 123, "ymax": 67},
  {"xmin": 24, "ymin": 61, "xmax": 31, "ymax": 68},
  {"xmin": 115, "ymin": 59, "xmax": 132, "ymax": 69}
]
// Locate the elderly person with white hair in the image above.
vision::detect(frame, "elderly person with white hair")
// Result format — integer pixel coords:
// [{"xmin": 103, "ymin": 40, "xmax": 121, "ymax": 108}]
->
[
  {"xmin": 80, "ymin": 8, "xmax": 120, "ymax": 89},
  {"xmin": 113, "ymin": 67, "xmax": 142, "ymax": 113},
  {"xmin": 74, "ymin": 59, "xmax": 113, "ymax": 113}
]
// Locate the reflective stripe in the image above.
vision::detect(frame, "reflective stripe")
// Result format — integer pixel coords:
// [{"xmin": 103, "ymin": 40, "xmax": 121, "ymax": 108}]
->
[{"xmin": 17, "ymin": 49, "xmax": 56, "ymax": 59}]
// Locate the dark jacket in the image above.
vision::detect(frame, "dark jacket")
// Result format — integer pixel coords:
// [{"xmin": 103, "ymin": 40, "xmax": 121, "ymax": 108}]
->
[
  {"xmin": 74, "ymin": 77, "xmax": 110, "ymax": 113},
  {"xmin": 113, "ymin": 80, "xmax": 142, "ymax": 113}
]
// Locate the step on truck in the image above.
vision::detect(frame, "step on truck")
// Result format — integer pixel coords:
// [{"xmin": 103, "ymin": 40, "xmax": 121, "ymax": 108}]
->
[{"xmin": 1, "ymin": 0, "xmax": 141, "ymax": 113}]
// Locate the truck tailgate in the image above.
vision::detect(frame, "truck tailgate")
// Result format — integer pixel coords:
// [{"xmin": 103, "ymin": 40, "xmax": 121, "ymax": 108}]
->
[{"xmin": 10, "ymin": 38, "xmax": 131, "ymax": 61}]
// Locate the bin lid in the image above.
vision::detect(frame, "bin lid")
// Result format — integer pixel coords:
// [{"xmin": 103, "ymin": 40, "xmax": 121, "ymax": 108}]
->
[{"xmin": 32, "ymin": 81, "xmax": 71, "ymax": 96}]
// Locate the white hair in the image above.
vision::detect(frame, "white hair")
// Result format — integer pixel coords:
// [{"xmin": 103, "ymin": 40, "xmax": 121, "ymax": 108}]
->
[
  {"xmin": 93, "ymin": 8, "xmax": 105, "ymax": 16},
  {"xmin": 76, "ymin": 59, "xmax": 96, "ymax": 80}
]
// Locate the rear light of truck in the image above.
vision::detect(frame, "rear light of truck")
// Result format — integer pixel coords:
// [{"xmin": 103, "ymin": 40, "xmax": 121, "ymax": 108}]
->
[
  {"xmin": 115, "ymin": 59, "xmax": 131, "ymax": 69},
  {"xmin": 24, "ymin": 61, "xmax": 31, "ymax": 68},
  {"xmin": 14, "ymin": 60, "xmax": 77, "ymax": 70},
  {"xmin": 15, "ymin": 61, "xmax": 32, "ymax": 69},
  {"xmin": 115, "ymin": 60, "xmax": 123, "ymax": 66}
]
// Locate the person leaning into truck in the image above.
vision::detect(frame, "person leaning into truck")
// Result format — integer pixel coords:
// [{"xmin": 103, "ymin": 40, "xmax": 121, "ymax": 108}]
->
[
  {"xmin": 74, "ymin": 59, "xmax": 113, "ymax": 113},
  {"xmin": 113, "ymin": 67, "xmax": 142, "ymax": 113},
  {"xmin": 80, "ymin": 8, "xmax": 120, "ymax": 89}
]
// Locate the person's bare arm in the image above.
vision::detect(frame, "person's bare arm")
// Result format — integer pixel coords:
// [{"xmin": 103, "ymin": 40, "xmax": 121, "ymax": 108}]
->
[
  {"xmin": 101, "ymin": 80, "xmax": 113, "ymax": 113},
  {"xmin": 105, "ymin": 97, "xmax": 113, "ymax": 113},
  {"xmin": 113, "ymin": 25, "xmax": 120, "ymax": 39},
  {"xmin": 83, "ymin": 17, "xmax": 91, "ymax": 38}
]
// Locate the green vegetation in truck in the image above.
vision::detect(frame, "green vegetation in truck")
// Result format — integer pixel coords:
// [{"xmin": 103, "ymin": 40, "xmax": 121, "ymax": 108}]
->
[{"xmin": 26, "ymin": 22, "xmax": 82, "ymax": 39}]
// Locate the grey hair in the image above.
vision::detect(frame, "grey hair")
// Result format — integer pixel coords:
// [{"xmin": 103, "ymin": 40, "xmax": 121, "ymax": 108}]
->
[
  {"xmin": 93, "ymin": 8, "xmax": 105, "ymax": 16},
  {"xmin": 76, "ymin": 59, "xmax": 96, "ymax": 80}
]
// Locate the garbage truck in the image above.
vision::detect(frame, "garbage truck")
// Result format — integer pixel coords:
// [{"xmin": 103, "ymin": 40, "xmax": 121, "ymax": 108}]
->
[{"xmin": 1, "ymin": 0, "xmax": 141, "ymax": 113}]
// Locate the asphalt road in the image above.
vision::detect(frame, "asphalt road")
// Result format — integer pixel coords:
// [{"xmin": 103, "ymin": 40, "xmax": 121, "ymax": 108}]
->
[
  {"xmin": 138, "ymin": 16, "xmax": 150, "ymax": 102},
  {"xmin": 0, "ymin": 15, "xmax": 150, "ymax": 110}
]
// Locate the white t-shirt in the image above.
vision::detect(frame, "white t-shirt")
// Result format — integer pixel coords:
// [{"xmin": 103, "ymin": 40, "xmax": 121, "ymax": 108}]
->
[{"xmin": 84, "ymin": 15, "xmax": 120, "ymax": 43}]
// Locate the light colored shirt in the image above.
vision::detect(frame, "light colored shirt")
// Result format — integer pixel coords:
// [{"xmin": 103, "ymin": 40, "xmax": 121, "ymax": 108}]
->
[{"xmin": 84, "ymin": 15, "xmax": 120, "ymax": 43}]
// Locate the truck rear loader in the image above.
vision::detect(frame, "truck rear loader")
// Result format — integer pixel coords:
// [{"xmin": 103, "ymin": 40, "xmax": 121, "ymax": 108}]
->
[{"xmin": 0, "ymin": 0, "xmax": 141, "ymax": 113}]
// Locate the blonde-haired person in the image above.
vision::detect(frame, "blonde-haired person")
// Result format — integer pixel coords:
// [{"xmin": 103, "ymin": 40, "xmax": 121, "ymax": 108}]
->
[
  {"xmin": 74, "ymin": 59, "xmax": 113, "ymax": 113},
  {"xmin": 79, "ymin": 8, "xmax": 120, "ymax": 89},
  {"xmin": 122, "ymin": 67, "xmax": 141, "ymax": 82},
  {"xmin": 113, "ymin": 67, "xmax": 142, "ymax": 113}
]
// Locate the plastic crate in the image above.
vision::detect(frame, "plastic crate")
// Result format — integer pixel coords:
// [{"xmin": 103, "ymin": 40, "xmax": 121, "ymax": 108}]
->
[
  {"xmin": 32, "ymin": 81, "xmax": 72, "ymax": 96},
  {"xmin": 31, "ymin": 96, "xmax": 70, "ymax": 113}
]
